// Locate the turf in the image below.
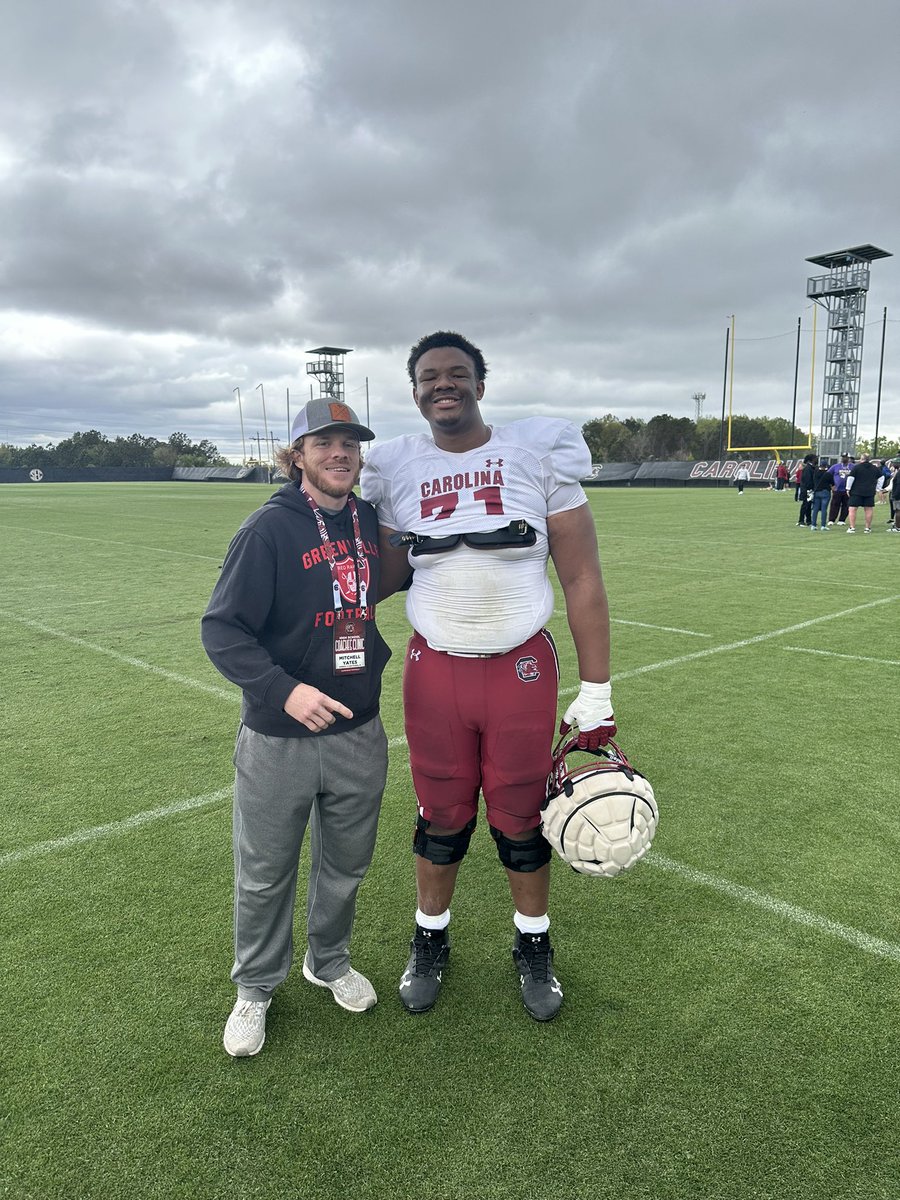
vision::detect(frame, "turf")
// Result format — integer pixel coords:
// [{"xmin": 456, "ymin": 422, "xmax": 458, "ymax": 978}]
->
[{"xmin": 1, "ymin": 481, "xmax": 898, "ymax": 1200}]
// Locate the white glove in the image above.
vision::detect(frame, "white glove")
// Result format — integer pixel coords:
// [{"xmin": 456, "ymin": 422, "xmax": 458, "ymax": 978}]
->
[{"xmin": 561, "ymin": 681, "xmax": 616, "ymax": 749}]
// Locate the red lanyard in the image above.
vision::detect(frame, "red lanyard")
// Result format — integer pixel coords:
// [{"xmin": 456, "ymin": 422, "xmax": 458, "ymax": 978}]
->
[{"xmin": 301, "ymin": 487, "xmax": 368, "ymax": 613}]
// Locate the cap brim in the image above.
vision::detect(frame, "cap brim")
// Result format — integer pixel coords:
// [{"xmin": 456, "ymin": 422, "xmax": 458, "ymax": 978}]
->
[{"xmin": 296, "ymin": 421, "xmax": 376, "ymax": 442}]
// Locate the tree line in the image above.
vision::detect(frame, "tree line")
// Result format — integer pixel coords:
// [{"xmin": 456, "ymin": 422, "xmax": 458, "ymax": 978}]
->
[
  {"xmin": 581, "ymin": 413, "xmax": 899, "ymax": 462},
  {"xmin": 0, "ymin": 430, "xmax": 229, "ymax": 469},
  {"xmin": 2, "ymin": 419, "xmax": 896, "ymax": 470}
]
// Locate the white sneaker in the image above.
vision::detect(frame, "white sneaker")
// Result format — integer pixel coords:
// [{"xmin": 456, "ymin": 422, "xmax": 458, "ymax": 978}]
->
[
  {"xmin": 223, "ymin": 998, "xmax": 271, "ymax": 1057},
  {"xmin": 303, "ymin": 952, "xmax": 377, "ymax": 1012},
  {"xmin": 846, "ymin": 527, "xmax": 855, "ymax": 534},
  {"xmin": 863, "ymin": 527, "xmax": 871, "ymax": 534},
  {"xmin": 836, "ymin": 521, "xmax": 846, "ymax": 525}
]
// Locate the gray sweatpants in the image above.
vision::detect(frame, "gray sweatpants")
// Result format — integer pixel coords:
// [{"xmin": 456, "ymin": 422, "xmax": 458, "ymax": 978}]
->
[{"xmin": 231, "ymin": 716, "xmax": 388, "ymax": 1002}]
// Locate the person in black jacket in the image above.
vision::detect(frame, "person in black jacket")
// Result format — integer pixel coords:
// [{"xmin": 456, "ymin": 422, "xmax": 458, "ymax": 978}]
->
[
  {"xmin": 796, "ymin": 453, "xmax": 817, "ymax": 527},
  {"xmin": 846, "ymin": 454, "xmax": 882, "ymax": 534},
  {"xmin": 202, "ymin": 399, "xmax": 393, "ymax": 1057}
]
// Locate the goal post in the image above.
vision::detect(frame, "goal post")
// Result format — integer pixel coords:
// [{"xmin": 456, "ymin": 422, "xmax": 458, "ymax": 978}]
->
[{"xmin": 725, "ymin": 311, "xmax": 815, "ymax": 458}]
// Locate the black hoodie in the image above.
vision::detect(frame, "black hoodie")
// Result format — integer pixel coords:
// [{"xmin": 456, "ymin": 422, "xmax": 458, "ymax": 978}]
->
[{"xmin": 201, "ymin": 482, "xmax": 391, "ymax": 737}]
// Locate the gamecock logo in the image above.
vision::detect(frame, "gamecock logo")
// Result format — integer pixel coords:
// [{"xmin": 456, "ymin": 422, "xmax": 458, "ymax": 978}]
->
[{"xmin": 515, "ymin": 656, "xmax": 540, "ymax": 682}]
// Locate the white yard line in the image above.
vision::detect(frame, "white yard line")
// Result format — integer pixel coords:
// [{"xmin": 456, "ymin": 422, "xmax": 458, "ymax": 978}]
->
[
  {"xmin": 6, "ymin": 780, "xmax": 899, "ymax": 967},
  {"xmin": 0, "ymin": 789, "xmax": 233, "ymax": 867},
  {"xmin": 2, "ymin": 734, "xmax": 402, "ymax": 868},
  {"xmin": 3, "ymin": 524, "xmax": 222, "ymax": 562},
  {"xmin": 8, "ymin": 592, "xmax": 898, "ymax": 721},
  {"xmin": 6, "ymin": 590, "xmax": 900, "ymax": 968},
  {"xmin": 782, "ymin": 646, "xmax": 900, "ymax": 667},
  {"xmin": 612, "ymin": 619, "xmax": 711, "ymax": 637},
  {"xmin": 2, "ymin": 598, "xmax": 114, "ymax": 611},
  {"xmin": 1, "ymin": 610, "xmax": 237, "ymax": 700},
  {"xmin": 648, "ymin": 852, "xmax": 900, "ymax": 965},
  {"xmin": 558, "ymin": 591, "xmax": 900, "ymax": 695},
  {"xmin": 1, "ymin": 609, "xmax": 411, "ymax": 749},
  {"xmin": 609, "ymin": 560, "xmax": 887, "ymax": 592}
]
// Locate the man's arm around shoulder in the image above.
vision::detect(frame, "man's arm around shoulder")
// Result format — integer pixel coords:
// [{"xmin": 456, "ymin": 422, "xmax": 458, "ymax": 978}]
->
[{"xmin": 375, "ymin": 525, "xmax": 414, "ymax": 599}]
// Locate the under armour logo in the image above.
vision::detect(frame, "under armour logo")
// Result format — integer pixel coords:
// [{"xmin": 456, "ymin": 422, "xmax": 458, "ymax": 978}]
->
[
  {"xmin": 486, "ymin": 458, "xmax": 504, "ymax": 468},
  {"xmin": 410, "ymin": 648, "xmax": 421, "ymax": 661}
]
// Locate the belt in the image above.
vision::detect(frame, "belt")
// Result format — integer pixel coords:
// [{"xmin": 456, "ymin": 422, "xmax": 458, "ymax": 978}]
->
[
  {"xmin": 447, "ymin": 651, "xmax": 506, "ymax": 659},
  {"xmin": 428, "ymin": 646, "xmax": 507, "ymax": 659}
]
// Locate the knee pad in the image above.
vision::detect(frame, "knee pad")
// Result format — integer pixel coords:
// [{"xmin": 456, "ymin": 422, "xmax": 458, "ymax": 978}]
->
[
  {"xmin": 413, "ymin": 815, "xmax": 476, "ymax": 866},
  {"xmin": 489, "ymin": 825, "xmax": 552, "ymax": 873}
]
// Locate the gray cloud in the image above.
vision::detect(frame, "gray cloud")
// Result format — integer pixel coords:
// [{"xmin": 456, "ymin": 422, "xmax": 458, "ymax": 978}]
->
[{"xmin": 1, "ymin": 0, "xmax": 898, "ymax": 460}]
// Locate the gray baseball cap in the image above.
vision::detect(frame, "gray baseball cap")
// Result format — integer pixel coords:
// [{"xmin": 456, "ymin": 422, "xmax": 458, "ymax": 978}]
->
[{"xmin": 290, "ymin": 398, "xmax": 374, "ymax": 443}]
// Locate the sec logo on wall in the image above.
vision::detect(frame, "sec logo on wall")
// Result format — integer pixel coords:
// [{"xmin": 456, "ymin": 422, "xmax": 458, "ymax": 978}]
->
[{"xmin": 29, "ymin": 469, "xmax": 44, "ymax": 482}]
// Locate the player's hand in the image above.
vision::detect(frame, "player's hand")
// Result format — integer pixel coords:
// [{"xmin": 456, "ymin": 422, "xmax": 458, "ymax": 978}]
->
[
  {"xmin": 560, "ymin": 681, "xmax": 616, "ymax": 750},
  {"xmin": 284, "ymin": 683, "xmax": 353, "ymax": 732}
]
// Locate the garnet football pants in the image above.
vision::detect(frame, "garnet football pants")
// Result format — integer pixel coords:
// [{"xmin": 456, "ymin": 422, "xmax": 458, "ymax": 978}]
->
[{"xmin": 402, "ymin": 629, "xmax": 559, "ymax": 836}]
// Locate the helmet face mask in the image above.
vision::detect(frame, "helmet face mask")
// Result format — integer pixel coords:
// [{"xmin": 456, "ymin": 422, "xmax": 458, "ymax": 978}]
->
[{"xmin": 541, "ymin": 738, "xmax": 658, "ymax": 878}]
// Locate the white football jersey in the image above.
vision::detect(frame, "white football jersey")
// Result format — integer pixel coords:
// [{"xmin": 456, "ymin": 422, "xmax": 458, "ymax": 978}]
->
[{"xmin": 361, "ymin": 417, "xmax": 591, "ymax": 654}]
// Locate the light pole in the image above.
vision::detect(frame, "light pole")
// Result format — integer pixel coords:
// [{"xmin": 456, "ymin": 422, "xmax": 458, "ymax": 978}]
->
[
  {"xmin": 233, "ymin": 387, "xmax": 247, "ymax": 464},
  {"xmin": 790, "ymin": 316, "xmax": 801, "ymax": 445},
  {"xmin": 255, "ymin": 383, "xmax": 271, "ymax": 464},
  {"xmin": 873, "ymin": 306, "xmax": 887, "ymax": 457},
  {"xmin": 719, "ymin": 321, "xmax": 731, "ymax": 462}
]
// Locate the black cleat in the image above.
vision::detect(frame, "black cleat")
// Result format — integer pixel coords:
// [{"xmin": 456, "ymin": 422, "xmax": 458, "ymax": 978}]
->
[
  {"xmin": 513, "ymin": 931, "xmax": 563, "ymax": 1022},
  {"xmin": 399, "ymin": 926, "xmax": 450, "ymax": 1013}
]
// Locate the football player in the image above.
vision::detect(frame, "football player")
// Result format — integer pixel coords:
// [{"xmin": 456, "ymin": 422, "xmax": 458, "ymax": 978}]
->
[{"xmin": 361, "ymin": 331, "xmax": 615, "ymax": 1021}]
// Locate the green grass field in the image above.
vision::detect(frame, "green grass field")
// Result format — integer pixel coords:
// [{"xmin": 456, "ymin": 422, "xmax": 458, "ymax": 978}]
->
[{"xmin": 2, "ymin": 481, "xmax": 898, "ymax": 1200}]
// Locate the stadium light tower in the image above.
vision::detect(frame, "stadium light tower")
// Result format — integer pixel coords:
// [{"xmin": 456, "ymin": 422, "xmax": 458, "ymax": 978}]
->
[
  {"xmin": 692, "ymin": 391, "xmax": 706, "ymax": 422},
  {"xmin": 306, "ymin": 347, "xmax": 352, "ymax": 404},
  {"xmin": 233, "ymin": 387, "xmax": 247, "ymax": 463},
  {"xmin": 806, "ymin": 244, "xmax": 892, "ymax": 458}
]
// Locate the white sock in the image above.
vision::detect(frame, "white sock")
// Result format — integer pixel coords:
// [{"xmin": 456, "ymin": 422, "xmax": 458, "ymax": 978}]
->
[
  {"xmin": 514, "ymin": 911, "xmax": 550, "ymax": 935},
  {"xmin": 416, "ymin": 908, "xmax": 450, "ymax": 931}
]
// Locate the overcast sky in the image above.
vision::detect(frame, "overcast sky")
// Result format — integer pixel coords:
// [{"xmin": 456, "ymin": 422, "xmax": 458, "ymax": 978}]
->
[{"xmin": 2, "ymin": 0, "xmax": 898, "ymax": 460}]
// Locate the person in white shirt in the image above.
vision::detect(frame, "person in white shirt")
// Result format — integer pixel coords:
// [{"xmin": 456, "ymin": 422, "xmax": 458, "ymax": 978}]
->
[{"xmin": 361, "ymin": 331, "xmax": 615, "ymax": 1021}]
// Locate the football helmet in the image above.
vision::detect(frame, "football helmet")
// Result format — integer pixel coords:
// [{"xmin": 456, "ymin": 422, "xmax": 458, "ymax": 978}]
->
[{"xmin": 541, "ymin": 736, "xmax": 658, "ymax": 877}]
